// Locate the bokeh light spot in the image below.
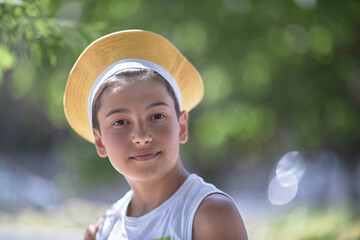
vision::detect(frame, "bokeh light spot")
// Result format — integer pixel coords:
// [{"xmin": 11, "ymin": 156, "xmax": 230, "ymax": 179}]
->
[
  {"xmin": 202, "ymin": 65, "xmax": 232, "ymax": 104},
  {"xmin": 293, "ymin": 0, "xmax": 317, "ymax": 9},
  {"xmin": 276, "ymin": 151, "xmax": 306, "ymax": 187},
  {"xmin": 310, "ymin": 25, "xmax": 334, "ymax": 56},
  {"xmin": 285, "ymin": 24, "xmax": 311, "ymax": 54},
  {"xmin": 10, "ymin": 61, "xmax": 36, "ymax": 99},
  {"xmin": 239, "ymin": 53, "xmax": 272, "ymax": 97},
  {"xmin": 268, "ymin": 175, "xmax": 298, "ymax": 205},
  {"xmin": 172, "ymin": 20, "xmax": 208, "ymax": 54}
]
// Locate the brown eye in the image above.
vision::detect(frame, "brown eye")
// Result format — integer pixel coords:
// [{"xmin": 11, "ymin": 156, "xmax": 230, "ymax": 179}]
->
[
  {"xmin": 152, "ymin": 114, "xmax": 165, "ymax": 120},
  {"xmin": 114, "ymin": 119, "xmax": 129, "ymax": 126}
]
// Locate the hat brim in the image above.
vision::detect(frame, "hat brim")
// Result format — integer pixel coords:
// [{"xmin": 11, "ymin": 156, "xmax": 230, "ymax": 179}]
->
[{"xmin": 64, "ymin": 30, "xmax": 203, "ymax": 143}]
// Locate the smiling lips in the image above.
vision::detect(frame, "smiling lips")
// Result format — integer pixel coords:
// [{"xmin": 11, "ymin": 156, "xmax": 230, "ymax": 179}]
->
[{"xmin": 129, "ymin": 151, "xmax": 161, "ymax": 161}]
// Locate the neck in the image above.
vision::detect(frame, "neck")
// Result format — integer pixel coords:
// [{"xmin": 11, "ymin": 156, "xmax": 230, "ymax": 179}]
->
[{"xmin": 125, "ymin": 162, "xmax": 189, "ymax": 217}]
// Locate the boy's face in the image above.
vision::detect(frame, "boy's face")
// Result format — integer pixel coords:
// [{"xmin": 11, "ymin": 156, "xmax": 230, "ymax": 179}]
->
[{"xmin": 93, "ymin": 77, "xmax": 188, "ymax": 182}]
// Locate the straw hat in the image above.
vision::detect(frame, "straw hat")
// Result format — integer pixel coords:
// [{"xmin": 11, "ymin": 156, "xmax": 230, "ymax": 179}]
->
[{"xmin": 64, "ymin": 29, "xmax": 203, "ymax": 143}]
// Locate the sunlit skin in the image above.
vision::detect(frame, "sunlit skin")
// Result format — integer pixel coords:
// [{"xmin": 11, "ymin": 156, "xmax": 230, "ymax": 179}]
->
[{"xmin": 90, "ymin": 78, "xmax": 248, "ymax": 240}]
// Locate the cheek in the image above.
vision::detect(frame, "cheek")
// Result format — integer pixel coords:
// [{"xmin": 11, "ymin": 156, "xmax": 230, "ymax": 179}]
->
[
  {"xmin": 104, "ymin": 131, "xmax": 129, "ymax": 154},
  {"xmin": 104, "ymin": 132, "xmax": 129, "ymax": 173},
  {"xmin": 155, "ymin": 122, "xmax": 180, "ymax": 145}
]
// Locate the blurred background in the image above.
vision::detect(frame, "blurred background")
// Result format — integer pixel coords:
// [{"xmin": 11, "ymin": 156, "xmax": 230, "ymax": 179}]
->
[{"xmin": 1, "ymin": 0, "xmax": 360, "ymax": 239}]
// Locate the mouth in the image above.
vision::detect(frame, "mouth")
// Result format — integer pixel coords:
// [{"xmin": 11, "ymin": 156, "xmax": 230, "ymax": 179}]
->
[{"xmin": 129, "ymin": 151, "xmax": 161, "ymax": 162}]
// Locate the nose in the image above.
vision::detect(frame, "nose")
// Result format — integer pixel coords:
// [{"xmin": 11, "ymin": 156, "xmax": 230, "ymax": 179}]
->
[{"xmin": 132, "ymin": 125, "xmax": 152, "ymax": 145}]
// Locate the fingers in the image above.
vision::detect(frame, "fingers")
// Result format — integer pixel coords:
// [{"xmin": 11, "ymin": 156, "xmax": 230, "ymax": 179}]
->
[{"xmin": 84, "ymin": 216, "xmax": 104, "ymax": 240}]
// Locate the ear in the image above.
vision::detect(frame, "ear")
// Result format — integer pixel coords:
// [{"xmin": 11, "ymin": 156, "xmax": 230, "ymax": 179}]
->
[
  {"xmin": 93, "ymin": 128, "xmax": 108, "ymax": 158},
  {"xmin": 179, "ymin": 111, "xmax": 189, "ymax": 144}
]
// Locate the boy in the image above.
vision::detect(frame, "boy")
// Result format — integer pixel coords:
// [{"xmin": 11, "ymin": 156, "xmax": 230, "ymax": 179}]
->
[{"xmin": 64, "ymin": 30, "xmax": 247, "ymax": 239}]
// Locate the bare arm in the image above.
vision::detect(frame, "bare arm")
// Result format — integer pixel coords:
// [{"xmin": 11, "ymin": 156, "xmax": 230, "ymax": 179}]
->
[
  {"xmin": 84, "ymin": 216, "xmax": 104, "ymax": 240},
  {"xmin": 193, "ymin": 194, "xmax": 248, "ymax": 240}
]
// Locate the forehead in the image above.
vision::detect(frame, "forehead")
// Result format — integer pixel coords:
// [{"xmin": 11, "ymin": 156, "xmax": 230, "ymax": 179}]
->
[
  {"xmin": 100, "ymin": 77, "xmax": 173, "ymax": 109},
  {"xmin": 108, "ymin": 76, "xmax": 169, "ymax": 95}
]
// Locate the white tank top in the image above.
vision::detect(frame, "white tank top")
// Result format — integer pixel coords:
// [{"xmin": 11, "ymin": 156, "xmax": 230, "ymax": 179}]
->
[{"xmin": 96, "ymin": 174, "xmax": 228, "ymax": 240}]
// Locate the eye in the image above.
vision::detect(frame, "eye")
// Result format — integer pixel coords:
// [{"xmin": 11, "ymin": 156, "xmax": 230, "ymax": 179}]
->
[
  {"xmin": 152, "ymin": 113, "xmax": 165, "ymax": 120},
  {"xmin": 113, "ymin": 119, "xmax": 129, "ymax": 126}
]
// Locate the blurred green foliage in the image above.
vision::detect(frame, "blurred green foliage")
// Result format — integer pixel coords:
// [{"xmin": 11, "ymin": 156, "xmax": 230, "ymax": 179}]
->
[{"xmin": 0, "ymin": 0, "xmax": 359, "ymax": 190}]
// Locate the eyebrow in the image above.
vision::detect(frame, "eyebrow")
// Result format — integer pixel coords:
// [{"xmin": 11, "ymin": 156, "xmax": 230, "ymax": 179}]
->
[
  {"xmin": 105, "ymin": 102, "xmax": 170, "ymax": 118},
  {"xmin": 146, "ymin": 101, "xmax": 170, "ymax": 111},
  {"xmin": 105, "ymin": 108, "xmax": 131, "ymax": 118}
]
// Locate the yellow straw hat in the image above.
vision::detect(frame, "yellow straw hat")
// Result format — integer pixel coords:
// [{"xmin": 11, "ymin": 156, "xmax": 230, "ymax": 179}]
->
[{"xmin": 64, "ymin": 29, "xmax": 203, "ymax": 143}]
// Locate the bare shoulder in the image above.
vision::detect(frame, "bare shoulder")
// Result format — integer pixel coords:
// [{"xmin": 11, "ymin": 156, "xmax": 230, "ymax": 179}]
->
[{"xmin": 193, "ymin": 193, "xmax": 248, "ymax": 240}]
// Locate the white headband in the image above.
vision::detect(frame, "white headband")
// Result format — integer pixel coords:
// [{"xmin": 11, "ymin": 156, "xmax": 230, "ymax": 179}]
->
[{"xmin": 87, "ymin": 58, "xmax": 182, "ymax": 130}]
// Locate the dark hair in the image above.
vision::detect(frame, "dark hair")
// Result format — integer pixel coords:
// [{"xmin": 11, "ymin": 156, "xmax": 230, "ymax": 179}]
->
[{"xmin": 92, "ymin": 68, "xmax": 180, "ymax": 132}]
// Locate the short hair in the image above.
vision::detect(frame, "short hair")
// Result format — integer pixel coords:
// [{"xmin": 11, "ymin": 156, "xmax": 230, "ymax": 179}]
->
[{"xmin": 92, "ymin": 68, "xmax": 180, "ymax": 133}]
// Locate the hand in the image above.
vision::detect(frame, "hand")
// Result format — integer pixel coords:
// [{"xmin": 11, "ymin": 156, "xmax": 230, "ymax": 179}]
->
[{"xmin": 84, "ymin": 216, "xmax": 104, "ymax": 240}]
